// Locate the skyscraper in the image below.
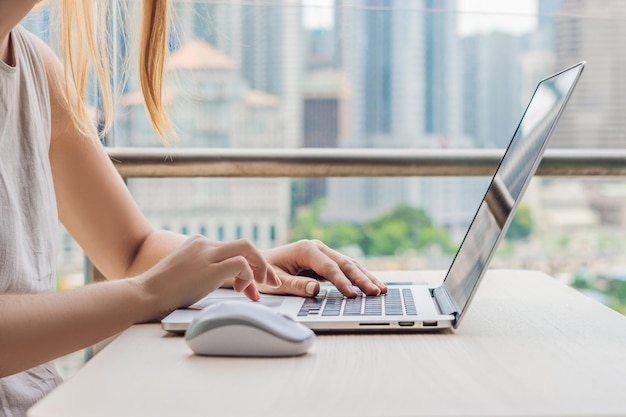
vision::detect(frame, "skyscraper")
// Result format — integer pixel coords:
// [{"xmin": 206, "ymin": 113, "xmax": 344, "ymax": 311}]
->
[
  {"xmin": 320, "ymin": 1, "xmax": 426, "ymax": 224},
  {"xmin": 424, "ymin": 0, "xmax": 463, "ymax": 144},
  {"xmin": 552, "ymin": 0, "xmax": 626, "ymax": 149},
  {"xmin": 537, "ymin": 0, "xmax": 562, "ymax": 53},
  {"xmin": 301, "ymin": 69, "xmax": 351, "ymax": 205},
  {"xmin": 462, "ymin": 32, "xmax": 524, "ymax": 148},
  {"xmin": 334, "ymin": 0, "xmax": 425, "ymax": 147},
  {"xmin": 323, "ymin": 0, "xmax": 478, "ymax": 235}
]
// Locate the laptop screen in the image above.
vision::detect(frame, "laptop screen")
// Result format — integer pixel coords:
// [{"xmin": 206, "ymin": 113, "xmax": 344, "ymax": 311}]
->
[{"xmin": 442, "ymin": 62, "xmax": 584, "ymax": 326}]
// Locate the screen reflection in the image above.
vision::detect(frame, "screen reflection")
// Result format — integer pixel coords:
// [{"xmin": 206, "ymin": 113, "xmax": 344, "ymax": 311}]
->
[{"xmin": 442, "ymin": 64, "xmax": 583, "ymax": 321}]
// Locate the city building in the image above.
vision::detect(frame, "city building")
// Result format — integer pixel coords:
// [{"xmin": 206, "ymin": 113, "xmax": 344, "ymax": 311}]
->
[
  {"xmin": 318, "ymin": 0, "xmax": 426, "ymax": 224},
  {"xmin": 301, "ymin": 69, "xmax": 352, "ymax": 205},
  {"xmin": 116, "ymin": 40, "xmax": 290, "ymax": 249},
  {"xmin": 462, "ymin": 32, "xmax": 524, "ymax": 149},
  {"xmin": 174, "ymin": 1, "xmax": 303, "ymax": 148},
  {"xmin": 552, "ymin": 0, "xmax": 626, "ymax": 149},
  {"xmin": 321, "ymin": 0, "xmax": 480, "ymax": 236}
]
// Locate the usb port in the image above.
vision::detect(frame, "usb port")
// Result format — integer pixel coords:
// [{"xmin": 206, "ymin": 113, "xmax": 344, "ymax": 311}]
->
[
  {"xmin": 422, "ymin": 321, "xmax": 438, "ymax": 327},
  {"xmin": 398, "ymin": 321, "xmax": 415, "ymax": 327}
]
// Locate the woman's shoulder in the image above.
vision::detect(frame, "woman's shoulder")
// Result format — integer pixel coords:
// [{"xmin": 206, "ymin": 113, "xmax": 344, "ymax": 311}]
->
[
  {"xmin": 15, "ymin": 26, "xmax": 63, "ymax": 83},
  {"xmin": 19, "ymin": 27, "xmax": 80, "ymax": 138},
  {"xmin": 8, "ymin": 26, "xmax": 57, "ymax": 109},
  {"xmin": 11, "ymin": 26, "xmax": 51, "ymax": 70}
]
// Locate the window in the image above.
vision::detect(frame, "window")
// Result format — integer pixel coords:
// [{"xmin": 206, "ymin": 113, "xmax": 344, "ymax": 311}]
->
[{"xmin": 252, "ymin": 225, "xmax": 259, "ymax": 243}]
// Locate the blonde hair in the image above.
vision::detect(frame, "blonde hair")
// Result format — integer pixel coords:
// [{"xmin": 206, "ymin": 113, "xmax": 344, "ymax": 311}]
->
[{"xmin": 54, "ymin": 0, "xmax": 172, "ymax": 141}]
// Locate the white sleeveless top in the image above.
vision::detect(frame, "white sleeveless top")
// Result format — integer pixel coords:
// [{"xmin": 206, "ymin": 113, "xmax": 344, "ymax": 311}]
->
[{"xmin": 0, "ymin": 26, "xmax": 63, "ymax": 416}]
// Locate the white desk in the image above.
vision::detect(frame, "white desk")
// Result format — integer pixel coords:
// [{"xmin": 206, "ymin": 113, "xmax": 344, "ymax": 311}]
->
[{"xmin": 29, "ymin": 270, "xmax": 626, "ymax": 417}]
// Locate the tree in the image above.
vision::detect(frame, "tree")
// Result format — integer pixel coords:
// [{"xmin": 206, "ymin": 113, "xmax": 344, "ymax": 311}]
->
[
  {"xmin": 289, "ymin": 199, "xmax": 326, "ymax": 242},
  {"xmin": 290, "ymin": 201, "xmax": 455, "ymax": 257},
  {"xmin": 360, "ymin": 219, "xmax": 411, "ymax": 256},
  {"xmin": 321, "ymin": 224, "xmax": 362, "ymax": 250}
]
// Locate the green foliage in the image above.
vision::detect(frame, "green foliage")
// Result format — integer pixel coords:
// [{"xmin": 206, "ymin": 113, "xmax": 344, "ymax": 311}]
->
[
  {"xmin": 360, "ymin": 219, "xmax": 410, "ymax": 256},
  {"xmin": 290, "ymin": 202, "xmax": 455, "ymax": 257},
  {"xmin": 571, "ymin": 267, "xmax": 593, "ymax": 290},
  {"xmin": 321, "ymin": 223, "xmax": 362, "ymax": 250},
  {"xmin": 290, "ymin": 199, "xmax": 326, "ymax": 242},
  {"xmin": 607, "ymin": 280, "xmax": 626, "ymax": 303},
  {"xmin": 571, "ymin": 276, "xmax": 591, "ymax": 290},
  {"xmin": 505, "ymin": 204, "xmax": 533, "ymax": 241},
  {"xmin": 607, "ymin": 301, "xmax": 626, "ymax": 315},
  {"xmin": 290, "ymin": 179, "xmax": 307, "ymax": 218},
  {"xmin": 417, "ymin": 225, "xmax": 457, "ymax": 254}
]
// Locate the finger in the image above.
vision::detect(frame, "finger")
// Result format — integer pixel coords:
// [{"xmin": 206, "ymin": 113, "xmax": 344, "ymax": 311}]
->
[
  {"xmin": 241, "ymin": 282, "xmax": 261, "ymax": 301},
  {"xmin": 265, "ymin": 266, "xmax": 282, "ymax": 288},
  {"xmin": 213, "ymin": 240, "xmax": 281, "ymax": 288},
  {"xmin": 326, "ymin": 249, "xmax": 386, "ymax": 295},
  {"xmin": 209, "ymin": 239, "xmax": 269, "ymax": 286},
  {"xmin": 317, "ymin": 245, "xmax": 382, "ymax": 296},
  {"xmin": 302, "ymin": 248, "xmax": 357, "ymax": 297},
  {"xmin": 354, "ymin": 262, "xmax": 387, "ymax": 294},
  {"xmin": 213, "ymin": 256, "xmax": 254, "ymax": 292},
  {"xmin": 261, "ymin": 270, "xmax": 320, "ymax": 297}
]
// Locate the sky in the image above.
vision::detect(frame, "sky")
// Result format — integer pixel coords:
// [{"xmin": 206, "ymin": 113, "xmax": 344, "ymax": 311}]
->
[
  {"xmin": 303, "ymin": 0, "xmax": 539, "ymax": 35},
  {"xmin": 457, "ymin": 0, "xmax": 538, "ymax": 35},
  {"xmin": 302, "ymin": 0, "xmax": 334, "ymax": 28}
]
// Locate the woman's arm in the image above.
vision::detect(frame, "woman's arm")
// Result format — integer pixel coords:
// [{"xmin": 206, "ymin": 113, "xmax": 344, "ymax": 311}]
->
[
  {"xmin": 0, "ymin": 277, "xmax": 148, "ymax": 377},
  {"xmin": 0, "ymin": 35, "xmax": 278, "ymax": 378},
  {"xmin": 1, "ymin": 34, "xmax": 387, "ymax": 378},
  {"xmin": 0, "ymin": 234, "xmax": 275, "ymax": 377}
]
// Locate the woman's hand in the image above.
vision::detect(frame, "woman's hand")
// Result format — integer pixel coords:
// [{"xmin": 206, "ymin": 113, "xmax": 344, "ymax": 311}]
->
[
  {"xmin": 260, "ymin": 240, "xmax": 387, "ymax": 298},
  {"xmin": 136, "ymin": 235, "xmax": 281, "ymax": 319}
]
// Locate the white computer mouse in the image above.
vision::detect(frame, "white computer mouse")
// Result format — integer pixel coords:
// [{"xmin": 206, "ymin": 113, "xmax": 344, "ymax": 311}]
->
[{"xmin": 184, "ymin": 300, "xmax": 315, "ymax": 357}]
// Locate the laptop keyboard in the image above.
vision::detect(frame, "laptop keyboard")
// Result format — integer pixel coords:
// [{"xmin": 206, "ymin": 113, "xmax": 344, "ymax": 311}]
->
[{"xmin": 297, "ymin": 288, "xmax": 417, "ymax": 317}]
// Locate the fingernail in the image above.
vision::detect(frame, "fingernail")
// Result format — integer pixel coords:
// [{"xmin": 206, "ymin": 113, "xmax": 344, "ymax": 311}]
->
[
  {"xmin": 251, "ymin": 285, "xmax": 261, "ymax": 301},
  {"xmin": 305, "ymin": 281, "xmax": 318, "ymax": 296},
  {"xmin": 272, "ymin": 275, "xmax": 282, "ymax": 288}
]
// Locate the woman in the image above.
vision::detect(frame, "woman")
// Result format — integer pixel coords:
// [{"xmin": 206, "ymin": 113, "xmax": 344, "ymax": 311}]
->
[{"xmin": 0, "ymin": 1, "xmax": 386, "ymax": 415}]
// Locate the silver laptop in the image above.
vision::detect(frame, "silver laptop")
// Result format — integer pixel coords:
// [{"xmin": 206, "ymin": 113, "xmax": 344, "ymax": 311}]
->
[{"xmin": 162, "ymin": 61, "xmax": 585, "ymax": 333}]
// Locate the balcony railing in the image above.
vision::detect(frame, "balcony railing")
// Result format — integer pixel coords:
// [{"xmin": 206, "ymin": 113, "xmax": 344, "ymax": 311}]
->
[
  {"xmin": 87, "ymin": 147, "xmax": 625, "ymax": 283},
  {"xmin": 107, "ymin": 148, "xmax": 626, "ymax": 178}
]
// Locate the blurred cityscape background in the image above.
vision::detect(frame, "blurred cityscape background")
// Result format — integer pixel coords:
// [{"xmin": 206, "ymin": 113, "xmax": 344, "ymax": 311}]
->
[{"xmin": 22, "ymin": 0, "xmax": 626, "ymax": 368}]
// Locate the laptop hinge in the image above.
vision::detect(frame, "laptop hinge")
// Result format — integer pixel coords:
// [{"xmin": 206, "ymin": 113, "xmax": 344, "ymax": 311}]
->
[{"xmin": 432, "ymin": 286, "xmax": 459, "ymax": 320}]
